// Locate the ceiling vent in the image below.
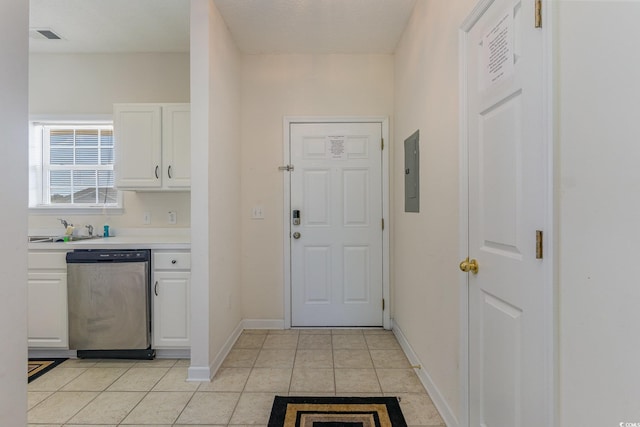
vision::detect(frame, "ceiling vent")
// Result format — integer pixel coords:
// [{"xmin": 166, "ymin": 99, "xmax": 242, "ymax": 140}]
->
[{"xmin": 29, "ymin": 28, "xmax": 63, "ymax": 40}]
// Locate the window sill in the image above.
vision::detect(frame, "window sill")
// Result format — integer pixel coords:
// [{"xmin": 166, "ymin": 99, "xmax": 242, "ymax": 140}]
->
[{"xmin": 28, "ymin": 206, "xmax": 124, "ymax": 215}]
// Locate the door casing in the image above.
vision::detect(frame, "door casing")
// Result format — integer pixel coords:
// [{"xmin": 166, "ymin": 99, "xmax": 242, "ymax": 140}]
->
[
  {"xmin": 458, "ymin": 1, "xmax": 556, "ymax": 426},
  {"xmin": 283, "ymin": 116, "xmax": 391, "ymax": 329}
]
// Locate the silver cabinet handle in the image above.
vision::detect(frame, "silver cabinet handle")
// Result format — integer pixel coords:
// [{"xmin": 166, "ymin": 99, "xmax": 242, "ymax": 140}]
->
[
  {"xmin": 154, "ymin": 281, "xmax": 159, "ymax": 296},
  {"xmin": 155, "ymin": 165, "xmax": 159, "ymax": 179},
  {"xmin": 171, "ymin": 259, "xmax": 177, "ymax": 264},
  {"xmin": 168, "ymin": 165, "xmax": 172, "ymax": 179}
]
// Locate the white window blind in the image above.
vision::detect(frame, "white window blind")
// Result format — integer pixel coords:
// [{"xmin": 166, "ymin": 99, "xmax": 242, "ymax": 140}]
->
[{"xmin": 30, "ymin": 122, "xmax": 121, "ymax": 209}]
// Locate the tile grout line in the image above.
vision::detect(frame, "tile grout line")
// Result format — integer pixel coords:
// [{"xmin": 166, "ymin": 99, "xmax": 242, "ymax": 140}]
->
[
  {"xmin": 62, "ymin": 360, "xmax": 133, "ymax": 425},
  {"xmin": 225, "ymin": 329, "xmax": 267, "ymax": 426}
]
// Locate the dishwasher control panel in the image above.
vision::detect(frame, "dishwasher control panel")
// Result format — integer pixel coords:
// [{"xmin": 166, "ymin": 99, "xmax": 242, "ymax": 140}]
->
[{"xmin": 66, "ymin": 249, "xmax": 150, "ymax": 263}]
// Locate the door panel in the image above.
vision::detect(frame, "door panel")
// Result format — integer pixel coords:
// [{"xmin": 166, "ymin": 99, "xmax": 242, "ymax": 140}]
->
[
  {"xmin": 304, "ymin": 170, "xmax": 331, "ymax": 225},
  {"xmin": 303, "ymin": 246, "xmax": 331, "ymax": 303},
  {"xmin": 481, "ymin": 292, "xmax": 522, "ymax": 427},
  {"xmin": 480, "ymin": 91, "xmax": 522, "ymax": 255},
  {"xmin": 343, "ymin": 169, "xmax": 369, "ymax": 226},
  {"xmin": 291, "ymin": 122, "xmax": 383, "ymax": 327},
  {"xmin": 343, "ymin": 246, "xmax": 370, "ymax": 302}
]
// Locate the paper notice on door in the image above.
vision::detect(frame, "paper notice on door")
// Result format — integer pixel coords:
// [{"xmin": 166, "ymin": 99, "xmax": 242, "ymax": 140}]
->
[
  {"xmin": 483, "ymin": 10, "xmax": 514, "ymax": 88},
  {"xmin": 328, "ymin": 136, "xmax": 346, "ymax": 159}
]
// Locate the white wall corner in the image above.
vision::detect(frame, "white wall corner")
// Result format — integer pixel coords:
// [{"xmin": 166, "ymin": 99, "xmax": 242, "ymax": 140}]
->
[
  {"xmin": 186, "ymin": 366, "xmax": 212, "ymax": 382},
  {"xmin": 187, "ymin": 319, "xmax": 284, "ymax": 382},
  {"xmin": 187, "ymin": 320, "xmax": 244, "ymax": 382},
  {"xmin": 393, "ymin": 322, "xmax": 459, "ymax": 427}
]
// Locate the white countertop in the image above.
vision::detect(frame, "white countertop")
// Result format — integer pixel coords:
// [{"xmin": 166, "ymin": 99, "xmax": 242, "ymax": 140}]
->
[{"xmin": 28, "ymin": 228, "xmax": 190, "ymax": 250}]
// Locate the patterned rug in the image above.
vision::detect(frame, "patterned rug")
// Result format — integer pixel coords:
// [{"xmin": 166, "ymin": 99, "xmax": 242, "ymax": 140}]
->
[
  {"xmin": 28, "ymin": 358, "xmax": 67, "ymax": 383},
  {"xmin": 268, "ymin": 396, "xmax": 408, "ymax": 427}
]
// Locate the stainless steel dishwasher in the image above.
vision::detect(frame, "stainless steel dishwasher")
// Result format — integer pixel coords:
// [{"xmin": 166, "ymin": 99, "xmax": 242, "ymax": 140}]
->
[{"xmin": 66, "ymin": 249, "xmax": 155, "ymax": 359}]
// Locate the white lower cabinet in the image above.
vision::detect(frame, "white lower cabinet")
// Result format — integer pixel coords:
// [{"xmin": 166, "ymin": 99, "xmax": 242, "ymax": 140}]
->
[
  {"xmin": 27, "ymin": 247, "xmax": 191, "ymax": 350},
  {"xmin": 152, "ymin": 251, "xmax": 191, "ymax": 348},
  {"xmin": 28, "ymin": 251, "xmax": 69, "ymax": 348}
]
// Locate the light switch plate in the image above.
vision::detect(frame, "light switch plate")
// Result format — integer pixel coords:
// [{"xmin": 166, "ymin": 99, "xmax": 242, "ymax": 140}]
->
[
  {"xmin": 251, "ymin": 206, "xmax": 264, "ymax": 219},
  {"xmin": 168, "ymin": 211, "xmax": 177, "ymax": 224},
  {"xmin": 143, "ymin": 212, "xmax": 151, "ymax": 225}
]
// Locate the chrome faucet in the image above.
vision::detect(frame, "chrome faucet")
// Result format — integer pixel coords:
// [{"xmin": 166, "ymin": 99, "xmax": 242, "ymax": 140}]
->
[
  {"xmin": 58, "ymin": 218, "xmax": 72, "ymax": 228},
  {"xmin": 85, "ymin": 224, "xmax": 94, "ymax": 236}
]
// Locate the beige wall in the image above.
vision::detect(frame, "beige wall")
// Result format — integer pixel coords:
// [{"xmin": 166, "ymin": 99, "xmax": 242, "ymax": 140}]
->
[
  {"xmin": 0, "ymin": 0, "xmax": 28, "ymax": 424},
  {"xmin": 28, "ymin": 52, "xmax": 191, "ymax": 232},
  {"xmin": 190, "ymin": 0, "xmax": 242, "ymax": 375},
  {"xmin": 239, "ymin": 54, "xmax": 394, "ymax": 319},
  {"xmin": 557, "ymin": 1, "xmax": 640, "ymax": 425},
  {"xmin": 393, "ymin": 0, "xmax": 475, "ymax": 421},
  {"xmin": 207, "ymin": 1, "xmax": 243, "ymax": 359},
  {"xmin": 29, "ymin": 53, "xmax": 189, "ymax": 115}
]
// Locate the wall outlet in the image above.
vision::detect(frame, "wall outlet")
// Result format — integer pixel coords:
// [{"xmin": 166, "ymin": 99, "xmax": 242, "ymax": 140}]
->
[
  {"xmin": 168, "ymin": 211, "xmax": 177, "ymax": 225},
  {"xmin": 251, "ymin": 205, "xmax": 265, "ymax": 219},
  {"xmin": 143, "ymin": 212, "xmax": 151, "ymax": 225}
]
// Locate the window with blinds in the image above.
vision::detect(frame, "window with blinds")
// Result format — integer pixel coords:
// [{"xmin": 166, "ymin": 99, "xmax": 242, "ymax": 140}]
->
[{"xmin": 32, "ymin": 123, "xmax": 120, "ymax": 207}]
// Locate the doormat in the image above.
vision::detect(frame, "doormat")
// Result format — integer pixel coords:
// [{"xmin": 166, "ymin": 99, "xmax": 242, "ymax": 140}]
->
[
  {"xmin": 268, "ymin": 396, "xmax": 407, "ymax": 427},
  {"xmin": 28, "ymin": 358, "xmax": 67, "ymax": 383}
]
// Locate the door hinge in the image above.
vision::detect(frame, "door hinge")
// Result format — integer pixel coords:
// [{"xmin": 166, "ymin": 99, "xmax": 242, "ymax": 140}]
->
[
  {"xmin": 278, "ymin": 165, "xmax": 294, "ymax": 172},
  {"xmin": 381, "ymin": 218, "xmax": 385, "ymax": 230},
  {"xmin": 536, "ymin": 230, "xmax": 543, "ymax": 259},
  {"xmin": 381, "ymin": 138, "xmax": 384, "ymax": 151},
  {"xmin": 382, "ymin": 298, "xmax": 385, "ymax": 311},
  {"xmin": 535, "ymin": 0, "xmax": 542, "ymax": 28}
]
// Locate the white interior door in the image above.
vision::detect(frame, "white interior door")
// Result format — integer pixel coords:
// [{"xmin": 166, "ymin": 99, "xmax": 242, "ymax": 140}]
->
[
  {"xmin": 462, "ymin": 0, "xmax": 550, "ymax": 426},
  {"xmin": 290, "ymin": 122, "xmax": 383, "ymax": 327}
]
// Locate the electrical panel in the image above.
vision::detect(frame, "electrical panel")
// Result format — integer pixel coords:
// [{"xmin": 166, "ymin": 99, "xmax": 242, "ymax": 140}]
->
[{"xmin": 404, "ymin": 130, "xmax": 419, "ymax": 213}]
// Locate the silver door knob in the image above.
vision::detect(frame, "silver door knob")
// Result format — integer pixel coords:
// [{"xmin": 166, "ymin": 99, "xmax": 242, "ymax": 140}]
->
[{"xmin": 293, "ymin": 232, "xmax": 301, "ymax": 239}]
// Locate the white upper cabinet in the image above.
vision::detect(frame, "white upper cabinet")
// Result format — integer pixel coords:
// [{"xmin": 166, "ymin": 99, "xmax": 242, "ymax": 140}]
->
[
  {"xmin": 162, "ymin": 105, "xmax": 191, "ymax": 189},
  {"xmin": 114, "ymin": 103, "xmax": 190, "ymax": 190}
]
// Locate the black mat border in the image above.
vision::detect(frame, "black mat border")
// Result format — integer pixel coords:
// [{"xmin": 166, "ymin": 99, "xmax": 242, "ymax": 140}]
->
[
  {"xmin": 268, "ymin": 396, "xmax": 407, "ymax": 427},
  {"xmin": 28, "ymin": 358, "xmax": 67, "ymax": 383}
]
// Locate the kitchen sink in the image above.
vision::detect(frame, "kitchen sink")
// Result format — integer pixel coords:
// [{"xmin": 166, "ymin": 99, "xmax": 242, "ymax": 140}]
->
[
  {"xmin": 28, "ymin": 235, "xmax": 56, "ymax": 243},
  {"xmin": 28, "ymin": 235, "xmax": 102, "ymax": 243}
]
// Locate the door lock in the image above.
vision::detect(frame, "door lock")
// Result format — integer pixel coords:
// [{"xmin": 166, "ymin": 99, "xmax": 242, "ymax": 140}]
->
[
  {"xmin": 459, "ymin": 257, "xmax": 479, "ymax": 274},
  {"xmin": 292, "ymin": 232, "xmax": 301, "ymax": 239},
  {"xmin": 292, "ymin": 210, "xmax": 300, "ymax": 226}
]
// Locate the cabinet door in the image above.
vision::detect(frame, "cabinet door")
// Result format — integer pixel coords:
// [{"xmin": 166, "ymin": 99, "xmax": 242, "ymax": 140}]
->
[
  {"xmin": 114, "ymin": 104, "xmax": 162, "ymax": 188},
  {"xmin": 153, "ymin": 271, "xmax": 190, "ymax": 348},
  {"xmin": 28, "ymin": 271, "xmax": 68, "ymax": 348},
  {"xmin": 162, "ymin": 104, "xmax": 191, "ymax": 189}
]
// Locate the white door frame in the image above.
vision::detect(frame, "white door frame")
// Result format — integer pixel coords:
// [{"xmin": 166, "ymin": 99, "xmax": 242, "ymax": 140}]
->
[
  {"xmin": 283, "ymin": 116, "xmax": 391, "ymax": 329},
  {"xmin": 458, "ymin": 1, "xmax": 556, "ymax": 426}
]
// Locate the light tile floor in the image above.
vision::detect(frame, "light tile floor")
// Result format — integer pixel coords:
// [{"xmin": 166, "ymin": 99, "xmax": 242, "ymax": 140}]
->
[{"xmin": 28, "ymin": 328, "xmax": 445, "ymax": 426}]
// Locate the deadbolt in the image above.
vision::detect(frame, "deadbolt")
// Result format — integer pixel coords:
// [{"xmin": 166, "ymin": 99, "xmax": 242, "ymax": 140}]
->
[
  {"xmin": 293, "ymin": 232, "xmax": 301, "ymax": 239},
  {"xmin": 459, "ymin": 257, "xmax": 479, "ymax": 274}
]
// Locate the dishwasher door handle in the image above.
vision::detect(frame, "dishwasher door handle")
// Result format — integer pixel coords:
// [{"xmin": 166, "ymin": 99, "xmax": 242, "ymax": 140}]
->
[{"xmin": 154, "ymin": 281, "xmax": 159, "ymax": 296}]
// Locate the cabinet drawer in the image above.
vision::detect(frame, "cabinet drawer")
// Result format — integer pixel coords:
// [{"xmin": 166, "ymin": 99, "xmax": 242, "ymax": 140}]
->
[
  {"xmin": 28, "ymin": 251, "xmax": 69, "ymax": 270},
  {"xmin": 154, "ymin": 252, "xmax": 191, "ymax": 270}
]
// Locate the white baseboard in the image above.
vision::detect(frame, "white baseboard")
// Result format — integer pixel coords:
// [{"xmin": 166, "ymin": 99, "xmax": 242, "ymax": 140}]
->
[
  {"xmin": 242, "ymin": 318, "xmax": 285, "ymax": 330},
  {"xmin": 187, "ymin": 319, "xmax": 283, "ymax": 382},
  {"xmin": 187, "ymin": 366, "xmax": 211, "ymax": 382},
  {"xmin": 393, "ymin": 322, "xmax": 459, "ymax": 427},
  {"xmin": 187, "ymin": 320, "xmax": 245, "ymax": 382},
  {"xmin": 28, "ymin": 349, "xmax": 76, "ymax": 359},
  {"xmin": 155, "ymin": 348, "xmax": 190, "ymax": 359}
]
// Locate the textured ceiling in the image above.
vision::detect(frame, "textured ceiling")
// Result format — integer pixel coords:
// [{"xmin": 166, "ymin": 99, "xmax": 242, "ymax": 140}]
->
[
  {"xmin": 29, "ymin": 0, "xmax": 191, "ymax": 53},
  {"xmin": 213, "ymin": 0, "xmax": 417, "ymax": 54},
  {"xmin": 29, "ymin": 0, "xmax": 416, "ymax": 54}
]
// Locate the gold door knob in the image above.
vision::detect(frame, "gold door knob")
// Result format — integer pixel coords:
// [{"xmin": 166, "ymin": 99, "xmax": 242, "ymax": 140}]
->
[{"xmin": 459, "ymin": 257, "xmax": 479, "ymax": 274}]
